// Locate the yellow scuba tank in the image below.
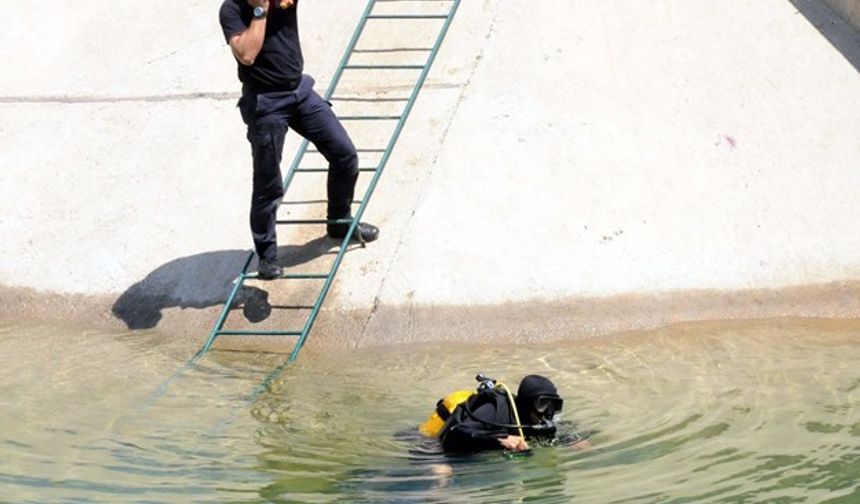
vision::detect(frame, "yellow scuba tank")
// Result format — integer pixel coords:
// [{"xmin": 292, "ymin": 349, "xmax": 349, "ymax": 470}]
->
[{"xmin": 419, "ymin": 390, "xmax": 474, "ymax": 437}]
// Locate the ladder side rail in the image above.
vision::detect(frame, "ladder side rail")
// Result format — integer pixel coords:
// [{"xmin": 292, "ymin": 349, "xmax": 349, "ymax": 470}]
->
[
  {"xmin": 349, "ymin": 0, "xmax": 461, "ymax": 228},
  {"xmin": 201, "ymin": 251, "xmax": 255, "ymax": 353},
  {"xmin": 322, "ymin": 0, "xmax": 378, "ymax": 101},
  {"xmin": 146, "ymin": 0, "xmax": 386, "ymax": 407},
  {"xmin": 145, "ymin": 249, "xmax": 255, "ymax": 404},
  {"xmin": 282, "ymin": 0, "xmax": 462, "ymax": 366},
  {"xmin": 280, "ymin": 0, "xmax": 377, "ymax": 194},
  {"xmin": 286, "ymin": 0, "xmax": 461, "ymax": 362},
  {"xmin": 204, "ymin": 0, "xmax": 378, "ymax": 355}
]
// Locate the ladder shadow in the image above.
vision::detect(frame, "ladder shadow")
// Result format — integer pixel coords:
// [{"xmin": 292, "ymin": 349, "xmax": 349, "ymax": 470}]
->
[
  {"xmin": 112, "ymin": 235, "xmax": 341, "ymax": 330},
  {"xmin": 788, "ymin": 0, "xmax": 860, "ymax": 71}
]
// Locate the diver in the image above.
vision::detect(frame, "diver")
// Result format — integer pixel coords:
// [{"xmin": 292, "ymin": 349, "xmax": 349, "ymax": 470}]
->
[{"xmin": 420, "ymin": 373, "xmax": 591, "ymax": 454}]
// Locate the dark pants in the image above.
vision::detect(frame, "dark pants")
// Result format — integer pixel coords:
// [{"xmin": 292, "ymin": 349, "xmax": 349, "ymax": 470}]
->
[{"xmin": 238, "ymin": 75, "xmax": 359, "ymax": 262}]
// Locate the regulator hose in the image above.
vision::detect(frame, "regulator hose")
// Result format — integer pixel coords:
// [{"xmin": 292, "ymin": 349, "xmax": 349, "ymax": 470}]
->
[{"xmin": 496, "ymin": 381, "xmax": 525, "ymax": 439}]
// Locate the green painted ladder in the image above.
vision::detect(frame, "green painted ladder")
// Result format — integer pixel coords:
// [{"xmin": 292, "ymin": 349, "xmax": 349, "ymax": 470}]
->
[{"xmin": 153, "ymin": 0, "xmax": 461, "ymax": 402}]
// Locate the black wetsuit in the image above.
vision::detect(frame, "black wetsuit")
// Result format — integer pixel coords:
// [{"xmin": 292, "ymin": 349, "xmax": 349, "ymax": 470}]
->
[{"xmin": 439, "ymin": 390, "xmax": 557, "ymax": 453}]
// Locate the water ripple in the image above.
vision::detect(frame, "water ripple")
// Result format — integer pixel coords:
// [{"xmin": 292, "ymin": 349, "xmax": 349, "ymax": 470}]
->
[{"xmin": 1, "ymin": 320, "xmax": 860, "ymax": 502}]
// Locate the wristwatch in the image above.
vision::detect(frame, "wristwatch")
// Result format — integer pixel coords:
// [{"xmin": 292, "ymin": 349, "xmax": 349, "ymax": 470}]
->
[{"xmin": 253, "ymin": 6, "xmax": 267, "ymax": 19}]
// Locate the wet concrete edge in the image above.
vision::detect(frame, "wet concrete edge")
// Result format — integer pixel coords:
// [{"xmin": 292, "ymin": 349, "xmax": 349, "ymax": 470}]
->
[{"xmin": 1, "ymin": 280, "xmax": 859, "ymax": 351}]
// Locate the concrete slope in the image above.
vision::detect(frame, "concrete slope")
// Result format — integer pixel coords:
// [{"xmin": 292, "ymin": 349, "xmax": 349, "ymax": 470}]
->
[
  {"xmin": 1, "ymin": 1, "xmax": 859, "ymax": 343},
  {"xmin": 823, "ymin": 0, "xmax": 860, "ymax": 29}
]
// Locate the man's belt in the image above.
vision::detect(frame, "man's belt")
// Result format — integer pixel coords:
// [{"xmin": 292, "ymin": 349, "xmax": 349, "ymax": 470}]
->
[{"xmin": 247, "ymin": 78, "xmax": 301, "ymax": 94}]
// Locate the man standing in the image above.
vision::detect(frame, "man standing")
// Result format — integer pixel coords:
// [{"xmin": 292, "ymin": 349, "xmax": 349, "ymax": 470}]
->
[{"xmin": 219, "ymin": 0, "xmax": 379, "ymax": 279}]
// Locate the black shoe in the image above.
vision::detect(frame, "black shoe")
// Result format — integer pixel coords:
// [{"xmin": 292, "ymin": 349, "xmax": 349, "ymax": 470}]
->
[
  {"xmin": 257, "ymin": 258, "xmax": 283, "ymax": 280},
  {"xmin": 327, "ymin": 221, "xmax": 380, "ymax": 243}
]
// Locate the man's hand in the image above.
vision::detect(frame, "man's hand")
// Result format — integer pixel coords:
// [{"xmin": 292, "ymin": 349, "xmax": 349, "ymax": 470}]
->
[
  {"xmin": 279, "ymin": 0, "xmax": 295, "ymax": 8},
  {"xmin": 499, "ymin": 436, "xmax": 529, "ymax": 452}
]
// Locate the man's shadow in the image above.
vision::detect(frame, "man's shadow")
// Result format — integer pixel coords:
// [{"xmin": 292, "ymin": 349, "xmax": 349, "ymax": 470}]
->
[{"xmin": 112, "ymin": 236, "xmax": 337, "ymax": 329}]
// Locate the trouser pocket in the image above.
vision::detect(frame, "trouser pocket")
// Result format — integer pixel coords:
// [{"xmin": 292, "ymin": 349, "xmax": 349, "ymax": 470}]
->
[
  {"xmin": 248, "ymin": 129, "xmax": 285, "ymax": 201},
  {"xmin": 238, "ymin": 93, "xmax": 258, "ymax": 126}
]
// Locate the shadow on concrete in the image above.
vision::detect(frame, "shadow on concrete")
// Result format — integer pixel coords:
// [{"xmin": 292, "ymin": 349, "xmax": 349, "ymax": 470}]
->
[
  {"xmin": 112, "ymin": 235, "xmax": 338, "ymax": 329},
  {"xmin": 789, "ymin": 0, "xmax": 860, "ymax": 71}
]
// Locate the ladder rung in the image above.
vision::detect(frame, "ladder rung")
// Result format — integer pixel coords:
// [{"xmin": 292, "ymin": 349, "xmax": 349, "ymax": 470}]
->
[
  {"xmin": 280, "ymin": 199, "xmax": 364, "ymax": 205},
  {"xmin": 366, "ymin": 14, "xmax": 449, "ymax": 19},
  {"xmin": 281, "ymin": 200, "xmax": 361, "ymax": 206},
  {"xmin": 276, "ymin": 218, "xmax": 353, "ymax": 225},
  {"xmin": 280, "ymin": 199, "xmax": 327, "ymax": 205},
  {"xmin": 329, "ymin": 97, "xmax": 409, "ymax": 103},
  {"xmin": 294, "ymin": 167, "xmax": 377, "ymax": 172},
  {"xmin": 352, "ymin": 48, "xmax": 433, "ymax": 54},
  {"xmin": 244, "ymin": 272, "xmax": 330, "ymax": 280},
  {"xmin": 217, "ymin": 330, "xmax": 302, "ymax": 337},
  {"xmin": 307, "ymin": 148, "xmax": 386, "ymax": 154},
  {"xmin": 344, "ymin": 64, "xmax": 426, "ymax": 70},
  {"xmin": 338, "ymin": 115, "xmax": 402, "ymax": 120}
]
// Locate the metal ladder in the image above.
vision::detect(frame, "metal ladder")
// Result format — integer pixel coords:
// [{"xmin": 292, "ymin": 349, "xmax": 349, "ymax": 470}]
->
[{"xmin": 168, "ymin": 0, "xmax": 462, "ymax": 400}]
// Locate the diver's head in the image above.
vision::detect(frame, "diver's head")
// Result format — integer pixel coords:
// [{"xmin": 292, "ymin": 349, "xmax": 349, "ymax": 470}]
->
[{"xmin": 516, "ymin": 375, "xmax": 564, "ymax": 425}]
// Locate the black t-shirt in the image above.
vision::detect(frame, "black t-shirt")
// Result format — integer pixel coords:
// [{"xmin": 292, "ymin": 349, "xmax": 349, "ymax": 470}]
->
[{"xmin": 219, "ymin": 0, "xmax": 304, "ymax": 91}]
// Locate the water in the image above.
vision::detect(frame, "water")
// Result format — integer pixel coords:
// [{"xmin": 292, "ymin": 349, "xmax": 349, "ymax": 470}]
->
[{"xmin": 1, "ymin": 319, "xmax": 859, "ymax": 502}]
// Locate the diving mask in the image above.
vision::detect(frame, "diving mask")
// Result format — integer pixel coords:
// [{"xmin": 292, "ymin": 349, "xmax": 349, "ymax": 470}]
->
[{"xmin": 534, "ymin": 395, "xmax": 563, "ymax": 418}]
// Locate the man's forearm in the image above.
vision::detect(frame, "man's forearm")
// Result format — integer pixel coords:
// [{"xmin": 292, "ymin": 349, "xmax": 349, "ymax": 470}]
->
[{"xmin": 230, "ymin": 17, "xmax": 267, "ymax": 66}]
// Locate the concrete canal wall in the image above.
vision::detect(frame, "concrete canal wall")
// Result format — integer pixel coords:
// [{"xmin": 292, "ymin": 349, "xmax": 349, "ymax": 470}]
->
[
  {"xmin": 2, "ymin": 0, "xmax": 859, "ymax": 346},
  {"xmin": 823, "ymin": 0, "xmax": 860, "ymax": 29}
]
